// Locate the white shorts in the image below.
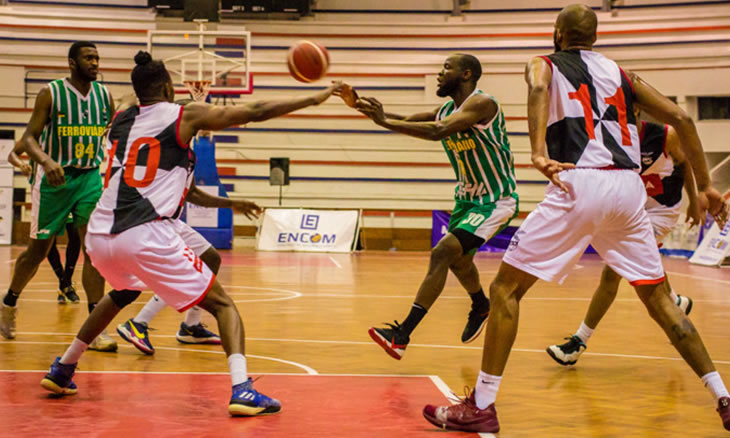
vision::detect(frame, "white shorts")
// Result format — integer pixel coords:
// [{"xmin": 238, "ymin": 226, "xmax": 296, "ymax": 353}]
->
[
  {"xmin": 503, "ymin": 169, "xmax": 665, "ymax": 286},
  {"xmin": 646, "ymin": 204, "xmax": 681, "ymax": 242},
  {"xmin": 86, "ymin": 221, "xmax": 215, "ymax": 311},
  {"xmin": 170, "ymin": 219, "xmax": 212, "ymax": 256}
]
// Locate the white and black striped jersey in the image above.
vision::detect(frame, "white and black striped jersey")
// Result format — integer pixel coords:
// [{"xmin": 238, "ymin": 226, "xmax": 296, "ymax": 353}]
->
[
  {"xmin": 639, "ymin": 121, "xmax": 683, "ymax": 208},
  {"xmin": 88, "ymin": 101, "xmax": 195, "ymax": 235},
  {"xmin": 540, "ymin": 49, "xmax": 640, "ymax": 170}
]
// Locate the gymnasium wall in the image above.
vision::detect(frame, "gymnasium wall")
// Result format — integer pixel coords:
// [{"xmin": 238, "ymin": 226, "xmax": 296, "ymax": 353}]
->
[{"xmin": 1, "ymin": 0, "xmax": 728, "ymax": 248}]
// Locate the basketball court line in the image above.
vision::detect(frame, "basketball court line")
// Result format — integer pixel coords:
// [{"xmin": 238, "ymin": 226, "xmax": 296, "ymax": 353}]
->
[
  {"xmin": 328, "ymin": 256, "xmax": 342, "ymax": 268},
  {"xmin": 7, "ymin": 334, "xmax": 730, "ymax": 365}
]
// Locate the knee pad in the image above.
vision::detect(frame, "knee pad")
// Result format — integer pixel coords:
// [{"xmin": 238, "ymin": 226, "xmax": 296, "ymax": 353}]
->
[{"xmin": 109, "ymin": 289, "xmax": 142, "ymax": 308}]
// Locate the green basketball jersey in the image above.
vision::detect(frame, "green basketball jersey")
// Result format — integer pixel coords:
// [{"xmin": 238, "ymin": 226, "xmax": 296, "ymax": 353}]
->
[
  {"xmin": 38, "ymin": 78, "xmax": 111, "ymax": 170},
  {"xmin": 437, "ymin": 90, "xmax": 516, "ymax": 204}
]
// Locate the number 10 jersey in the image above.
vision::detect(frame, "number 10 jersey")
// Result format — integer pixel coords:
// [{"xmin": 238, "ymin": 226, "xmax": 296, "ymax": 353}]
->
[
  {"xmin": 88, "ymin": 102, "xmax": 195, "ymax": 235},
  {"xmin": 540, "ymin": 49, "xmax": 640, "ymax": 170}
]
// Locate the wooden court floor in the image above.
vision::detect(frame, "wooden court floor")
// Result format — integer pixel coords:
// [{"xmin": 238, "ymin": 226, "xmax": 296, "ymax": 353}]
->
[{"xmin": 1, "ymin": 244, "xmax": 729, "ymax": 437}]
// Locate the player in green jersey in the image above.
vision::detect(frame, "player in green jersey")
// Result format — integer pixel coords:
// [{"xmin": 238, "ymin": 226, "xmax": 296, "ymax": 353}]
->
[
  {"xmin": 351, "ymin": 53, "xmax": 519, "ymax": 360},
  {"xmin": 0, "ymin": 41, "xmax": 117, "ymax": 352}
]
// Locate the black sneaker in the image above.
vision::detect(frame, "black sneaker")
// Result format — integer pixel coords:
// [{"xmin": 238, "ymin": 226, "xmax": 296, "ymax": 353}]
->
[
  {"xmin": 546, "ymin": 335, "xmax": 586, "ymax": 366},
  {"xmin": 368, "ymin": 321, "xmax": 410, "ymax": 360},
  {"xmin": 176, "ymin": 322, "xmax": 222, "ymax": 345},
  {"xmin": 461, "ymin": 300, "xmax": 490, "ymax": 344},
  {"xmin": 63, "ymin": 285, "xmax": 80, "ymax": 304}
]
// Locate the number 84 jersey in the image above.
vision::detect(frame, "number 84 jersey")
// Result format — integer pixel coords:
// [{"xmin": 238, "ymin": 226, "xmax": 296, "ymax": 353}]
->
[
  {"xmin": 540, "ymin": 49, "xmax": 641, "ymax": 170},
  {"xmin": 88, "ymin": 102, "xmax": 195, "ymax": 235}
]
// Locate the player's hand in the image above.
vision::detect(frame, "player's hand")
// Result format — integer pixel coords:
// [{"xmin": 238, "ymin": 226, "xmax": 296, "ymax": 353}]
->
[
  {"xmin": 685, "ymin": 200, "xmax": 703, "ymax": 228},
  {"xmin": 41, "ymin": 158, "xmax": 65, "ymax": 187},
  {"xmin": 313, "ymin": 81, "xmax": 344, "ymax": 105},
  {"xmin": 532, "ymin": 156, "xmax": 575, "ymax": 192},
  {"xmin": 334, "ymin": 83, "xmax": 359, "ymax": 108},
  {"xmin": 231, "ymin": 199, "xmax": 263, "ymax": 220},
  {"xmin": 18, "ymin": 163, "xmax": 32, "ymax": 177},
  {"xmin": 699, "ymin": 187, "xmax": 728, "ymax": 229},
  {"xmin": 356, "ymin": 97, "xmax": 386, "ymax": 124}
]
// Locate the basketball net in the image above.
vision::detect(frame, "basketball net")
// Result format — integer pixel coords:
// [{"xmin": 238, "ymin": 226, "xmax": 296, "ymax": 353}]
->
[{"xmin": 183, "ymin": 80, "xmax": 212, "ymax": 102}]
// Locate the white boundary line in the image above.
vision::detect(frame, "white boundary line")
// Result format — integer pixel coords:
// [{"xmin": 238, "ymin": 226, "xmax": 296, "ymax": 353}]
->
[
  {"xmin": 9, "ymin": 335, "xmax": 730, "ymax": 365},
  {"xmin": 428, "ymin": 375, "xmax": 497, "ymax": 438},
  {"xmin": 328, "ymin": 256, "xmax": 342, "ymax": 269}
]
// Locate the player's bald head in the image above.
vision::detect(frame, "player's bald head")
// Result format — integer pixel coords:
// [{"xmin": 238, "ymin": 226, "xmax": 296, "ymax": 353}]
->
[{"xmin": 554, "ymin": 4, "xmax": 597, "ymax": 50}]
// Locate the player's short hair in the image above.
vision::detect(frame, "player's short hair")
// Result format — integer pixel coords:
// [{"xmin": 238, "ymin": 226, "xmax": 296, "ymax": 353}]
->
[
  {"xmin": 456, "ymin": 54, "xmax": 482, "ymax": 83},
  {"xmin": 68, "ymin": 41, "xmax": 97, "ymax": 61},
  {"xmin": 131, "ymin": 51, "xmax": 172, "ymax": 101}
]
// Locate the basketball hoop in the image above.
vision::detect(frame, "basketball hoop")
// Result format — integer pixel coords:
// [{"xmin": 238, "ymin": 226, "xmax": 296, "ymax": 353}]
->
[{"xmin": 183, "ymin": 80, "xmax": 212, "ymax": 102}]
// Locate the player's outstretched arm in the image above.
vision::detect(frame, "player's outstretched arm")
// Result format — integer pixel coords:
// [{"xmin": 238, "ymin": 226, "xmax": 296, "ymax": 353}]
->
[
  {"xmin": 7, "ymin": 141, "xmax": 32, "ymax": 177},
  {"xmin": 355, "ymin": 95, "xmax": 495, "ymax": 141},
  {"xmin": 20, "ymin": 86, "xmax": 64, "ymax": 186},
  {"xmin": 179, "ymin": 81, "xmax": 343, "ymax": 140},
  {"xmin": 333, "ymin": 83, "xmax": 438, "ymax": 122},
  {"xmin": 185, "ymin": 180, "xmax": 263, "ymax": 220},
  {"xmin": 525, "ymin": 56, "xmax": 574, "ymax": 192},
  {"xmin": 664, "ymin": 126, "xmax": 702, "ymax": 227}
]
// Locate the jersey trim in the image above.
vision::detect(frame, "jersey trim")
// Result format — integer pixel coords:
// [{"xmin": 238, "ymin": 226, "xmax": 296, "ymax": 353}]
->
[
  {"xmin": 619, "ymin": 67, "xmax": 635, "ymax": 94},
  {"xmin": 175, "ymin": 106, "xmax": 187, "ymax": 149},
  {"xmin": 538, "ymin": 55, "xmax": 553, "ymax": 71}
]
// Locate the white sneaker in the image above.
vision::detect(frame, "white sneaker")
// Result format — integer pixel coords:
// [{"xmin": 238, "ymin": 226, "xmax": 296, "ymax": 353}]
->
[
  {"xmin": 0, "ymin": 304, "xmax": 16, "ymax": 339},
  {"xmin": 88, "ymin": 330, "xmax": 117, "ymax": 352},
  {"xmin": 677, "ymin": 295, "xmax": 693, "ymax": 316}
]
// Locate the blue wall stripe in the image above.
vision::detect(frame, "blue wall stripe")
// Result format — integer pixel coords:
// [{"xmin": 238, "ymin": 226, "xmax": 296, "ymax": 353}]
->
[
  {"xmin": 3, "ymin": 35, "xmax": 729, "ymax": 53},
  {"xmin": 220, "ymin": 175, "xmax": 547, "ymax": 184},
  {"xmin": 214, "ymin": 51, "xmax": 245, "ymax": 58},
  {"xmin": 8, "ymin": 0, "xmax": 148, "ymax": 8}
]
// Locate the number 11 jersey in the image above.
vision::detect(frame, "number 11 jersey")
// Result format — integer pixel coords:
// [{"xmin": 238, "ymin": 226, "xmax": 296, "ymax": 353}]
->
[
  {"xmin": 540, "ymin": 49, "xmax": 640, "ymax": 170},
  {"xmin": 88, "ymin": 102, "xmax": 195, "ymax": 235}
]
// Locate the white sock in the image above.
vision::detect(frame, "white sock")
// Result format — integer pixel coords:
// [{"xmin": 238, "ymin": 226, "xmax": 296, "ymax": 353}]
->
[
  {"xmin": 134, "ymin": 295, "xmax": 167, "ymax": 325},
  {"xmin": 575, "ymin": 321, "xmax": 594, "ymax": 344},
  {"xmin": 474, "ymin": 370, "xmax": 502, "ymax": 409},
  {"xmin": 702, "ymin": 371, "xmax": 730, "ymax": 403},
  {"xmin": 60, "ymin": 338, "xmax": 88, "ymax": 365},
  {"xmin": 228, "ymin": 353, "xmax": 248, "ymax": 386},
  {"xmin": 184, "ymin": 306, "xmax": 202, "ymax": 326},
  {"xmin": 669, "ymin": 288, "xmax": 679, "ymax": 304}
]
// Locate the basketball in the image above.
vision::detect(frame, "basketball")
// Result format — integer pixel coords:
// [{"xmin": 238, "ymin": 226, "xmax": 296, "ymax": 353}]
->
[{"xmin": 287, "ymin": 40, "xmax": 330, "ymax": 83}]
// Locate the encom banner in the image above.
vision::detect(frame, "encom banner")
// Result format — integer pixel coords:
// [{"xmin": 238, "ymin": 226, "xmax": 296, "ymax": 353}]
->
[{"xmin": 257, "ymin": 208, "xmax": 360, "ymax": 253}]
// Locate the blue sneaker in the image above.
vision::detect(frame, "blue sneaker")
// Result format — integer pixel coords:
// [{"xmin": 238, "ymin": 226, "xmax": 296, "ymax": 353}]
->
[
  {"xmin": 176, "ymin": 322, "xmax": 221, "ymax": 345},
  {"xmin": 229, "ymin": 378, "xmax": 282, "ymax": 416},
  {"xmin": 40, "ymin": 357, "xmax": 78, "ymax": 395},
  {"xmin": 117, "ymin": 319, "xmax": 154, "ymax": 355}
]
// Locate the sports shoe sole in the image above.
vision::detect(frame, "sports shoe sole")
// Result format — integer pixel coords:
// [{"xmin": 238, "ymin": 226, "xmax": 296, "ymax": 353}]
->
[
  {"xmin": 462, "ymin": 315, "xmax": 488, "ymax": 344},
  {"xmin": 176, "ymin": 335, "xmax": 222, "ymax": 345},
  {"xmin": 422, "ymin": 406, "xmax": 499, "ymax": 433},
  {"xmin": 40, "ymin": 378, "xmax": 77, "ymax": 395},
  {"xmin": 545, "ymin": 346, "xmax": 579, "ymax": 366},
  {"xmin": 228, "ymin": 403, "xmax": 281, "ymax": 417},
  {"xmin": 116, "ymin": 325, "xmax": 154, "ymax": 355},
  {"xmin": 682, "ymin": 297, "xmax": 693, "ymax": 316},
  {"xmin": 367, "ymin": 327, "xmax": 405, "ymax": 360}
]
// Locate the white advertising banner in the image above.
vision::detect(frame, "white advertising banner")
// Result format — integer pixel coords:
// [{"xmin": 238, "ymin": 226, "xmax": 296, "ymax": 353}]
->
[
  {"xmin": 0, "ymin": 139, "xmax": 12, "ymax": 167},
  {"xmin": 186, "ymin": 185, "xmax": 219, "ymax": 227},
  {"xmin": 0, "ymin": 186, "xmax": 12, "ymax": 245},
  {"xmin": 690, "ymin": 220, "xmax": 730, "ymax": 267},
  {"xmin": 257, "ymin": 208, "xmax": 360, "ymax": 253}
]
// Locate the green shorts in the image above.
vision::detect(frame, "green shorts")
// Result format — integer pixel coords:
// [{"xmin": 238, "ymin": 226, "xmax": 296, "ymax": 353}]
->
[
  {"xmin": 30, "ymin": 167, "xmax": 102, "ymax": 240},
  {"xmin": 448, "ymin": 193, "xmax": 519, "ymax": 255}
]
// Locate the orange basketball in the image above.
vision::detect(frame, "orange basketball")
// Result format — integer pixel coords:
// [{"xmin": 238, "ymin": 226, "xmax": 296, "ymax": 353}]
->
[{"xmin": 287, "ymin": 40, "xmax": 330, "ymax": 83}]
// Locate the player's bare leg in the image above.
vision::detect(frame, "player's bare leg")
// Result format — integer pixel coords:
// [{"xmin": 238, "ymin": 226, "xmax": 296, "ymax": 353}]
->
[
  {"xmin": 368, "ymin": 233, "xmax": 489, "ymax": 359},
  {"xmin": 1, "ymin": 238, "xmax": 54, "ymax": 339},
  {"xmin": 546, "ymin": 266, "xmax": 621, "ymax": 365},
  {"xmin": 76, "ymin": 225, "xmax": 117, "ymax": 351},
  {"xmin": 449, "ymin": 253, "xmax": 491, "ymax": 343},
  {"xmin": 197, "ymin": 280, "xmax": 281, "ymax": 416},
  {"xmin": 635, "ymin": 280, "xmax": 730, "ymax": 430}
]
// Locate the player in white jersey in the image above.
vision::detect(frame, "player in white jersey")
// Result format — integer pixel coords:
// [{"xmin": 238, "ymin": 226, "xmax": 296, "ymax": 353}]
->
[
  {"xmin": 422, "ymin": 5, "xmax": 730, "ymax": 434},
  {"xmin": 40, "ymin": 51, "xmax": 343, "ymax": 417},
  {"xmin": 546, "ymin": 113, "xmax": 702, "ymax": 366}
]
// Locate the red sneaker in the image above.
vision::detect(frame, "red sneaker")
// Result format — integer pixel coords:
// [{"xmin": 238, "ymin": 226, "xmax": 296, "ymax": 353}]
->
[
  {"xmin": 422, "ymin": 390, "xmax": 499, "ymax": 433},
  {"xmin": 718, "ymin": 396, "xmax": 730, "ymax": 431}
]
